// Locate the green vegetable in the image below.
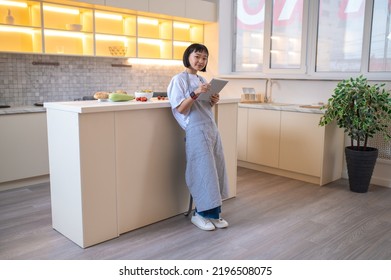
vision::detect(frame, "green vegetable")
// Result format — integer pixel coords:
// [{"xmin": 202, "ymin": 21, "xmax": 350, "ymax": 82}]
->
[{"xmin": 109, "ymin": 93, "xmax": 134, "ymax": 102}]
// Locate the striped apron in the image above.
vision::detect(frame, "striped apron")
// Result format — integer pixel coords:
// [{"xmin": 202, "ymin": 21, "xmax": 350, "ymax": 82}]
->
[{"xmin": 184, "ymin": 74, "xmax": 229, "ymax": 212}]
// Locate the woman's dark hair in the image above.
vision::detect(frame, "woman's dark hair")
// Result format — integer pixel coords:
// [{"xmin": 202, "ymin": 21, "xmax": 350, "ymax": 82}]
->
[{"xmin": 183, "ymin": 43, "xmax": 209, "ymax": 72}]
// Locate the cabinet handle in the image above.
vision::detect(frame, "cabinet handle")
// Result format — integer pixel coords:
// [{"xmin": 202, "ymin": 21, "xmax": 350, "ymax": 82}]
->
[{"xmin": 32, "ymin": 61, "xmax": 60, "ymax": 66}]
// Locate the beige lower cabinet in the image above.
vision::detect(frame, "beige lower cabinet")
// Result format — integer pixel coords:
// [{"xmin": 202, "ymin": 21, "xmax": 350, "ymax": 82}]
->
[
  {"xmin": 247, "ymin": 108, "xmax": 280, "ymax": 168},
  {"xmin": 279, "ymin": 111, "xmax": 324, "ymax": 177},
  {"xmin": 0, "ymin": 113, "xmax": 49, "ymax": 190},
  {"xmin": 237, "ymin": 107, "xmax": 248, "ymax": 161},
  {"xmin": 238, "ymin": 106, "xmax": 344, "ymax": 185}
]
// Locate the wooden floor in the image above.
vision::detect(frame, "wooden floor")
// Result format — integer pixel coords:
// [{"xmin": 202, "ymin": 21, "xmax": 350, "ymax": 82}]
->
[{"xmin": 1, "ymin": 167, "xmax": 391, "ymax": 260}]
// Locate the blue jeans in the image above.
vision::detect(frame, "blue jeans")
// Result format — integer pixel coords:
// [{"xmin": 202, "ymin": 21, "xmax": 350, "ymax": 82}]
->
[{"xmin": 196, "ymin": 206, "xmax": 221, "ymax": 219}]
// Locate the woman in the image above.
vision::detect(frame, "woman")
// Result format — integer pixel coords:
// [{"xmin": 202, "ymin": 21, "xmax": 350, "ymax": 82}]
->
[{"xmin": 167, "ymin": 43, "xmax": 229, "ymax": 231}]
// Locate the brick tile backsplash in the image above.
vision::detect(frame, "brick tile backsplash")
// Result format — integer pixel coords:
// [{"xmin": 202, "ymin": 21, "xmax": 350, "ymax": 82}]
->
[{"xmin": 0, "ymin": 53, "xmax": 183, "ymax": 106}]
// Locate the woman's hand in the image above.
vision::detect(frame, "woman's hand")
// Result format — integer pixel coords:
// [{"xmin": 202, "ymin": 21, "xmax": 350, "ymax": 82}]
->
[
  {"xmin": 195, "ymin": 82, "xmax": 210, "ymax": 96},
  {"xmin": 210, "ymin": 94, "xmax": 219, "ymax": 106}
]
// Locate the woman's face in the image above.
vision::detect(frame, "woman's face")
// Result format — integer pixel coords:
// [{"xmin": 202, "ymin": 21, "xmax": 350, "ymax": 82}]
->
[{"xmin": 188, "ymin": 50, "xmax": 208, "ymax": 72}]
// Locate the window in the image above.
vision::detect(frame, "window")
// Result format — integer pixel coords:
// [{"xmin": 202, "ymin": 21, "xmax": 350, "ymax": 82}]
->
[
  {"xmin": 234, "ymin": 0, "xmax": 265, "ymax": 72},
  {"xmin": 269, "ymin": 0, "xmax": 304, "ymax": 69},
  {"xmin": 233, "ymin": 0, "xmax": 390, "ymax": 76},
  {"xmin": 369, "ymin": 0, "xmax": 391, "ymax": 72},
  {"xmin": 316, "ymin": 0, "xmax": 366, "ymax": 72}
]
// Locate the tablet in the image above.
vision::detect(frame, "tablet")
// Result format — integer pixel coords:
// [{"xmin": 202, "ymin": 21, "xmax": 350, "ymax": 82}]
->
[{"xmin": 197, "ymin": 78, "xmax": 229, "ymax": 101}]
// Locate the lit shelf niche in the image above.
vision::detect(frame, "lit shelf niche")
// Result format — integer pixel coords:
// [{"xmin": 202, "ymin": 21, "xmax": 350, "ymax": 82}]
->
[
  {"xmin": 173, "ymin": 21, "xmax": 203, "ymax": 59},
  {"xmin": 95, "ymin": 10, "xmax": 136, "ymax": 57},
  {"xmin": 0, "ymin": 0, "xmax": 41, "ymax": 53},
  {"xmin": 42, "ymin": 3, "xmax": 93, "ymax": 55}
]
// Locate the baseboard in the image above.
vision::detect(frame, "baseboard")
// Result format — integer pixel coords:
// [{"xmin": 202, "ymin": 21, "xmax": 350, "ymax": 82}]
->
[
  {"xmin": 342, "ymin": 170, "xmax": 391, "ymax": 188},
  {"xmin": 0, "ymin": 175, "xmax": 50, "ymax": 192},
  {"xmin": 238, "ymin": 160, "xmax": 321, "ymax": 185}
]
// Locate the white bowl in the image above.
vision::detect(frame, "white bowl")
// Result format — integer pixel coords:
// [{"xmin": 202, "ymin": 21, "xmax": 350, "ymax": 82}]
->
[
  {"xmin": 66, "ymin": 24, "xmax": 83, "ymax": 31},
  {"xmin": 135, "ymin": 91, "xmax": 153, "ymax": 100}
]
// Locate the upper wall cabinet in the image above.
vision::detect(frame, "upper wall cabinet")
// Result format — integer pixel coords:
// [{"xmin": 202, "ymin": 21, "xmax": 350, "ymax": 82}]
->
[
  {"xmin": 104, "ymin": 0, "xmax": 216, "ymax": 22},
  {"xmin": 0, "ymin": 0, "xmax": 206, "ymax": 59},
  {"xmin": 105, "ymin": 0, "xmax": 148, "ymax": 13},
  {"xmin": 149, "ymin": 0, "xmax": 186, "ymax": 18},
  {"xmin": 71, "ymin": 0, "xmax": 105, "ymax": 5},
  {"xmin": 186, "ymin": 0, "xmax": 216, "ymax": 22}
]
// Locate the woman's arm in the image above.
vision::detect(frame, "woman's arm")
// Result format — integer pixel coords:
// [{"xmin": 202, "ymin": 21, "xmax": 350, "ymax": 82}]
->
[{"xmin": 176, "ymin": 82, "xmax": 210, "ymax": 114}]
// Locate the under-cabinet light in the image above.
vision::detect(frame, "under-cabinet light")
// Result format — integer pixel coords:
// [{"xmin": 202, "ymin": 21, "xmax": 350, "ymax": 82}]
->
[
  {"xmin": 95, "ymin": 12, "xmax": 122, "ymax": 21},
  {"xmin": 0, "ymin": 1, "xmax": 27, "ymax": 8},
  {"xmin": 0, "ymin": 25, "xmax": 33, "ymax": 33},
  {"xmin": 45, "ymin": 30, "xmax": 84, "ymax": 38},
  {"xmin": 95, "ymin": 34, "xmax": 128, "ymax": 43},
  {"xmin": 173, "ymin": 41, "xmax": 191, "ymax": 47},
  {"xmin": 138, "ymin": 38, "xmax": 163, "ymax": 46},
  {"xmin": 173, "ymin": 22, "xmax": 190, "ymax": 29},
  {"xmin": 127, "ymin": 58, "xmax": 181, "ymax": 66},
  {"xmin": 43, "ymin": 5, "xmax": 79, "ymax": 15},
  {"xmin": 137, "ymin": 17, "xmax": 158, "ymax": 25}
]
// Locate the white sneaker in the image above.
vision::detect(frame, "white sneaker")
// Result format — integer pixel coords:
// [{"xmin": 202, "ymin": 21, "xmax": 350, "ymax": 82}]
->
[
  {"xmin": 210, "ymin": 218, "xmax": 229, "ymax": 229},
  {"xmin": 191, "ymin": 213, "xmax": 215, "ymax": 231}
]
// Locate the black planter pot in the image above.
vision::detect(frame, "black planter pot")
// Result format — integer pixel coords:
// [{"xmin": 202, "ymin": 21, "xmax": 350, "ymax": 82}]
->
[{"xmin": 345, "ymin": 146, "xmax": 378, "ymax": 193}]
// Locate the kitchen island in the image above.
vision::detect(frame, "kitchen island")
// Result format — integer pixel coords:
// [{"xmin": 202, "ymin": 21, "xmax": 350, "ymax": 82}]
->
[{"xmin": 44, "ymin": 98, "xmax": 239, "ymax": 248}]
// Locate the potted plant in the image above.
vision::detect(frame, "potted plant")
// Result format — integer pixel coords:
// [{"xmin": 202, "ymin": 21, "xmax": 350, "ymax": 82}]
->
[{"xmin": 319, "ymin": 75, "xmax": 391, "ymax": 193}]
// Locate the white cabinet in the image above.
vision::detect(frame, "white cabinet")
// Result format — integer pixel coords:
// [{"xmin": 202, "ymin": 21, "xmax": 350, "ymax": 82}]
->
[
  {"xmin": 186, "ymin": 0, "xmax": 216, "ymax": 21},
  {"xmin": 105, "ymin": 0, "xmax": 149, "ymax": 11},
  {"xmin": 47, "ymin": 110, "xmax": 118, "ymax": 248},
  {"xmin": 238, "ymin": 106, "xmax": 345, "ymax": 185},
  {"xmin": 71, "ymin": 0, "xmax": 105, "ymax": 4},
  {"xmin": 105, "ymin": 0, "xmax": 216, "ymax": 21},
  {"xmin": 247, "ymin": 108, "xmax": 280, "ymax": 168},
  {"xmin": 0, "ymin": 113, "xmax": 49, "ymax": 190},
  {"xmin": 149, "ymin": 0, "xmax": 186, "ymax": 17}
]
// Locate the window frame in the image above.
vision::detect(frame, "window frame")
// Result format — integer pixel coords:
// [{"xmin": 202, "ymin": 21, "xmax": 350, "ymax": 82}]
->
[
  {"xmin": 263, "ymin": 0, "xmax": 309, "ymax": 75},
  {"xmin": 230, "ymin": 0, "xmax": 390, "ymax": 81}
]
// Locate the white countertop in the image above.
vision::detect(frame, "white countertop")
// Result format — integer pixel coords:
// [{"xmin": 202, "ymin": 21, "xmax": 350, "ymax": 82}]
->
[
  {"xmin": 0, "ymin": 106, "xmax": 45, "ymax": 115},
  {"xmin": 239, "ymin": 102, "xmax": 325, "ymax": 114},
  {"xmin": 44, "ymin": 97, "xmax": 241, "ymax": 114}
]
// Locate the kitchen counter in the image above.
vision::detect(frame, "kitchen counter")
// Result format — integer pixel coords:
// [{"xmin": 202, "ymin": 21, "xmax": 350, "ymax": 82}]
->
[
  {"xmin": 45, "ymin": 97, "xmax": 239, "ymax": 248},
  {"xmin": 237, "ymin": 103, "xmax": 344, "ymax": 186},
  {"xmin": 44, "ymin": 97, "xmax": 240, "ymax": 113},
  {"xmin": 0, "ymin": 106, "xmax": 45, "ymax": 115},
  {"xmin": 239, "ymin": 102, "xmax": 325, "ymax": 114}
]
